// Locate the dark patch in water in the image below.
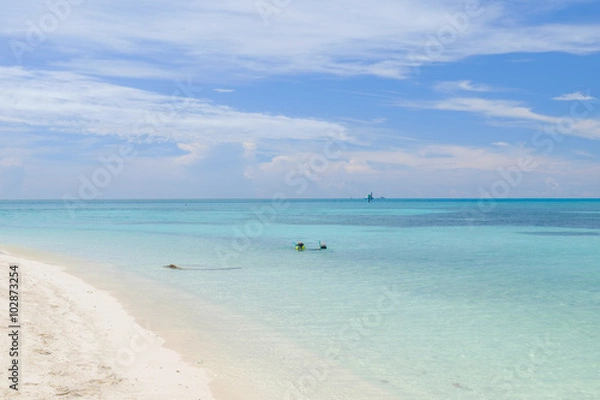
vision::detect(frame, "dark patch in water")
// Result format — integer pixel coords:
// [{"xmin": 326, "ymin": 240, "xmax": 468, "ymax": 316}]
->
[
  {"xmin": 282, "ymin": 206, "xmax": 600, "ymax": 230},
  {"xmin": 164, "ymin": 264, "xmax": 242, "ymax": 271},
  {"xmin": 520, "ymin": 231, "xmax": 600, "ymax": 236},
  {"xmin": 452, "ymin": 382, "xmax": 471, "ymax": 391}
]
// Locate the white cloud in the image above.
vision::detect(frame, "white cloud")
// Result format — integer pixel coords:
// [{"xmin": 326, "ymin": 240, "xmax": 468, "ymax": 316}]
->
[
  {"xmin": 214, "ymin": 89, "xmax": 235, "ymax": 93},
  {"xmin": 50, "ymin": 59, "xmax": 182, "ymax": 80},
  {"xmin": 244, "ymin": 141, "xmax": 600, "ymax": 198},
  {"xmin": 0, "ymin": 67, "xmax": 350, "ymax": 154},
  {"xmin": 174, "ymin": 142, "xmax": 208, "ymax": 166},
  {"xmin": 250, "ymin": 144, "xmax": 547, "ymax": 180},
  {"xmin": 2, "ymin": 1, "xmax": 599, "ymax": 80},
  {"xmin": 345, "ymin": 145, "xmax": 544, "ymax": 171},
  {"xmin": 573, "ymin": 150, "xmax": 593, "ymax": 157},
  {"xmin": 434, "ymin": 80, "xmax": 494, "ymax": 93},
  {"xmin": 568, "ymin": 118, "xmax": 600, "ymax": 140},
  {"xmin": 432, "ymin": 98, "xmax": 556, "ymax": 123},
  {"xmin": 552, "ymin": 91, "xmax": 596, "ymax": 101},
  {"xmin": 401, "ymin": 96, "xmax": 600, "ymax": 140},
  {"xmin": 0, "ymin": 157, "xmax": 22, "ymax": 167}
]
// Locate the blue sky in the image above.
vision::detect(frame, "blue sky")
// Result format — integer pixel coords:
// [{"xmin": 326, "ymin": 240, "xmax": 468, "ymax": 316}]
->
[{"xmin": 1, "ymin": 0, "xmax": 600, "ymax": 199}]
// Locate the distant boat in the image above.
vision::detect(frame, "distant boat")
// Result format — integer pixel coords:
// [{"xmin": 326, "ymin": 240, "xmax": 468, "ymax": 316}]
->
[{"xmin": 366, "ymin": 192, "xmax": 373, "ymax": 203}]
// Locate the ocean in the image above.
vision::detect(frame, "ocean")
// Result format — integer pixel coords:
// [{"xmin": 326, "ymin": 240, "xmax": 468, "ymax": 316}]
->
[{"xmin": 0, "ymin": 198, "xmax": 599, "ymax": 399}]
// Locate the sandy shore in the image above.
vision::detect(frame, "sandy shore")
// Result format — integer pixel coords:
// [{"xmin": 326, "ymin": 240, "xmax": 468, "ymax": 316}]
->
[{"xmin": 0, "ymin": 250, "xmax": 215, "ymax": 400}]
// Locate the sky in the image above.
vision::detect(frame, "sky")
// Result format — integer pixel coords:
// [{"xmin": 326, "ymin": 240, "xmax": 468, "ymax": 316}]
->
[{"xmin": 1, "ymin": 0, "xmax": 600, "ymax": 199}]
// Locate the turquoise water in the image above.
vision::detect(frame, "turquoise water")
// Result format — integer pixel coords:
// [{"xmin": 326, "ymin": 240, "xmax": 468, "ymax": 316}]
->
[{"xmin": 1, "ymin": 199, "xmax": 599, "ymax": 399}]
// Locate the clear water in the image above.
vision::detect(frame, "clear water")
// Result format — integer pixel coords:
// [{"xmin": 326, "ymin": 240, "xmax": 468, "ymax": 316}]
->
[{"xmin": 1, "ymin": 199, "xmax": 599, "ymax": 399}]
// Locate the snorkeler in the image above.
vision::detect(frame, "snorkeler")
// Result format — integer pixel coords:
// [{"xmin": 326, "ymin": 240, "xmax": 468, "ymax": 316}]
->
[{"xmin": 294, "ymin": 241, "xmax": 326, "ymax": 250}]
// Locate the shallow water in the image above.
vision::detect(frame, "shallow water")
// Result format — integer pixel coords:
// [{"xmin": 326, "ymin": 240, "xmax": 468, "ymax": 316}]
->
[{"xmin": 1, "ymin": 199, "xmax": 599, "ymax": 399}]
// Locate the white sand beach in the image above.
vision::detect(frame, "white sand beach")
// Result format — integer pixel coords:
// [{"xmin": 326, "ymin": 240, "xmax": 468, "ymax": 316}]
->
[{"xmin": 0, "ymin": 250, "xmax": 215, "ymax": 400}]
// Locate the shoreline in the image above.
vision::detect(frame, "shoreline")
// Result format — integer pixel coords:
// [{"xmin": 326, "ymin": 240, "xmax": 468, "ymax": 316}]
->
[
  {"xmin": 0, "ymin": 249, "xmax": 215, "ymax": 399},
  {"xmin": 0, "ymin": 246, "xmax": 404, "ymax": 399}
]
